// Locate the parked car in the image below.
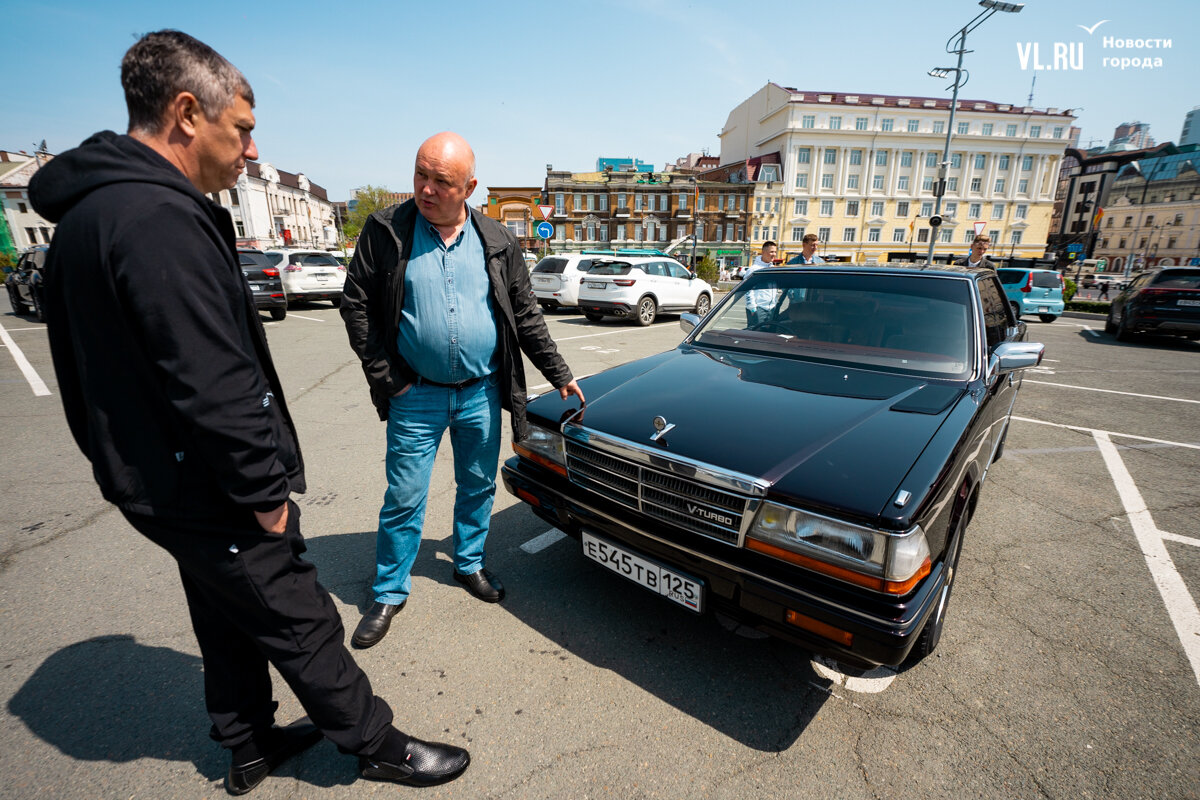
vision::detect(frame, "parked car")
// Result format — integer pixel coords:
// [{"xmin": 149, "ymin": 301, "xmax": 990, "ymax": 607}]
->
[
  {"xmin": 5, "ymin": 246, "xmax": 48, "ymax": 320},
  {"xmin": 238, "ymin": 249, "xmax": 287, "ymax": 320},
  {"xmin": 1105, "ymin": 267, "xmax": 1200, "ymax": 341},
  {"xmin": 530, "ymin": 254, "xmax": 601, "ymax": 312},
  {"xmin": 578, "ymin": 255, "xmax": 713, "ymax": 326},
  {"xmin": 263, "ymin": 249, "xmax": 346, "ymax": 306},
  {"xmin": 996, "ymin": 267, "xmax": 1065, "ymax": 322},
  {"xmin": 502, "ymin": 264, "xmax": 1043, "ymax": 668}
]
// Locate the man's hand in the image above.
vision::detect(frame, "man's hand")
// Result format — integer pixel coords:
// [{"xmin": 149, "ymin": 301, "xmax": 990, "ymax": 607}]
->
[
  {"xmin": 255, "ymin": 502, "xmax": 288, "ymax": 534},
  {"xmin": 559, "ymin": 379, "xmax": 585, "ymax": 405}
]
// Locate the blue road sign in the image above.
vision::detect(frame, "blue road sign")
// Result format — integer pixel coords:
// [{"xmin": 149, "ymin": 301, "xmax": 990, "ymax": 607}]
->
[{"xmin": 536, "ymin": 221, "xmax": 554, "ymax": 240}]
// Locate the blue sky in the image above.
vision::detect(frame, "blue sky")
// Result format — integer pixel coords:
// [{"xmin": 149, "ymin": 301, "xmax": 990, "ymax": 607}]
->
[{"xmin": 5, "ymin": 0, "xmax": 1194, "ymax": 201}]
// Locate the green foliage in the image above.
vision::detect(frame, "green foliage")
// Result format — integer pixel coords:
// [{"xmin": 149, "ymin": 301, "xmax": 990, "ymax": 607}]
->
[
  {"xmin": 343, "ymin": 185, "xmax": 394, "ymax": 241},
  {"xmin": 695, "ymin": 253, "xmax": 719, "ymax": 284},
  {"xmin": 0, "ymin": 251, "xmax": 14, "ymax": 276},
  {"xmin": 1063, "ymin": 278, "xmax": 1077, "ymax": 302},
  {"xmin": 1066, "ymin": 300, "xmax": 1111, "ymax": 313}
]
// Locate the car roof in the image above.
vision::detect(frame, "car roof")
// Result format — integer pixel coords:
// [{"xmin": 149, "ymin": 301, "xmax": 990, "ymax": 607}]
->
[{"xmin": 759, "ymin": 263, "xmax": 988, "ymax": 281}]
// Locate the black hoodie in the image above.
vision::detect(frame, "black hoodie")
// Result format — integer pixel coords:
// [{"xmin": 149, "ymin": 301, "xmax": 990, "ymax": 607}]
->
[{"xmin": 30, "ymin": 131, "xmax": 304, "ymax": 520}]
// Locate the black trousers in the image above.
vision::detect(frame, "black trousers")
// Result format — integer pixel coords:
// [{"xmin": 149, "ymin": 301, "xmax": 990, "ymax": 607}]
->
[{"xmin": 123, "ymin": 499, "xmax": 393, "ymax": 754}]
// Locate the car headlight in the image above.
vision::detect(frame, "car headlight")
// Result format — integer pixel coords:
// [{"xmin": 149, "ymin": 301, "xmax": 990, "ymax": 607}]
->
[
  {"xmin": 513, "ymin": 424, "xmax": 567, "ymax": 477},
  {"xmin": 747, "ymin": 502, "xmax": 931, "ymax": 595}
]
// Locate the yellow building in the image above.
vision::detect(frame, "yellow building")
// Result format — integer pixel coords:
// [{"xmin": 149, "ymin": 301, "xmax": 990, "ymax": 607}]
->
[{"xmin": 724, "ymin": 83, "xmax": 1076, "ymax": 263}]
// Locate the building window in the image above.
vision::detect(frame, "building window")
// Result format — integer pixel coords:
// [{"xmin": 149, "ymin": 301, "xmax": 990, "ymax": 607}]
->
[
  {"xmin": 792, "ymin": 226, "xmax": 806, "ymax": 241},
  {"xmin": 796, "ymin": 173, "xmax": 808, "ymax": 189},
  {"xmin": 818, "ymin": 227, "xmax": 831, "ymax": 242},
  {"xmin": 586, "ymin": 194, "xmax": 595, "ymax": 211},
  {"xmin": 573, "ymin": 224, "xmax": 582, "ymax": 240},
  {"xmin": 847, "ymin": 174, "xmax": 860, "ymax": 190},
  {"xmin": 1018, "ymin": 179, "xmax": 1029, "ymax": 194},
  {"xmin": 950, "ymin": 153, "xmax": 962, "ymax": 168},
  {"xmin": 755, "ymin": 198, "xmax": 762, "ymax": 213},
  {"xmin": 821, "ymin": 173, "xmax": 834, "ymax": 189},
  {"xmin": 872, "ymin": 174, "xmax": 885, "ymax": 190},
  {"xmin": 1015, "ymin": 204, "xmax": 1028, "ymax": 219},
  {"xmin": 824, "ymin": 148, "xmax": 838, "ymax": 164},
  {"xmin": 897, "ymin": 201, "xmax": 910, "ymax": 217},
  {"xmin": 933, "ymin": 120, "xmax": 945, "ymax": 134},
  {"xmin": 600, "ymin": 224, "xmax": 609, "ymax": 239},
  {"xmin": 871, "ymin": 201, "xmax": 884, "ymax": 216},
  {"xmin": 855, "ymin": 117, "xmax": 869, "ymax": 130},
  {"xmin": 1119, "ymin": 237, "xmax": 1126, "ymax": 248},
  {"xmin": 998, "ymin": 155, "xmax": 1010, "ymax": 170},
  {"xmin": 555, "ymin": 193, "xmax": 564, "ymax": 213},
  {"xmin": 970, "ymin": 177, "xmax": 982, "ymax": 192},
  {"xmin": 678, "ymin": 193, "xmax": 688, "ymax": 210},
  {"xmin": 1010, "ymin": 230, "xmax": 1023, "ymax": 244},
  {"xmin": 1030, "ymin": 125, "xmax": 1041, "ymax": 138},
  {"xmin": 992, "ymin": 204, "xmax": 1005, "ymax": 219},
  {"xmin": 920, "ymin": 201, "xmax": 934, "ymax": 217},
  {"xmin": 875, "ymin": 150, "xmax": 888, "ymax": 166},
  {"xmin": 25, "ymin": 227, "xmax": 37, "ymax": 244},
  {"xmin": 1145, "ymin": 214, "xmax": 1155, "ymax": 226},
  {"xmin": 1124, "ymin": 216, "xmax": 1132, "ymax": 227},
  {"xmin": 235, "ymin": 219, "xmax": 245, "ymax": 237},
  {"xmin": 794, "ymin": 199, "xmax": 808, "ymax": 215},
  {"xmin": 947, "ymin": 177, "xmax": 959, "ymax": 192},
  {"xmin": 982, "ymin": 123, "xmax": 994, "ymax": 135},
  {"xmin": 753, "ymin": 225, "xmax": 761, "ymax": 240},
  {"xmin": 574, "ymin": 192, "xmax": 582, "ymax": 209},
  {"xmin": 1053, "ymin": 126, "xmax": 1064, "ymax": 138},
  {"xmin": 940, "ymin": 228, "xmax": 953, "ymax": 242},
  {"xmin": 868, "ymin": 227, "xmax": 881, "ymax": 242},
  {"xmin": 974, "ymin": 154, "xmax": 986, "ymax": 170},
  {"xmin": 917, "ymin": 228, "xmax": 930, "ymax": 243},
  {"xmin": 635, "ymin": 194, "xmax": 644, "ymax": 211},
  {"xmin": 968, "ymin": 203, "xmax": 981, "ymax": 218},
  {"xmin": 829, "ymin": 116, "xmax": 842, "ymax": 130},
  {"xmin": 585, "ymin": 221, "xmax": 596, "ymax": 240},
  {"xmin": 901, "ymin": 151, "xmax": 913, "ymax": 167},
  {"xmin": 944, "ymin": 201, "xmax": 958, "ymax": 217},
  {"xmin": 922, "ymin": 176, "xmax": 934, "ymax": 192},
  {"xmin": 881, "ymin": 118, "xmax": 894, "ymax": 132},
  {"xmin": 802, "ymin": 115, "xmax": 815, "ymax": 129},
  {"xmin": 846, "ymin": 200, "xmax": 860, "ymax": 216},
  {"xmin": 893, "ymin": 228, "xmax": 906, "ymax": 242},
  {"xmin": 898, "ymin": 176, "xmax": 910, "ymax": 191},
  {"xmin": 957, "ymin": 121, "xmax": 969, "ymax": 135},
  {"xmin": 773, "ymin": 198, "xmax": 781, "ymax": 213},
  {"xmin": 994, "ymin": 178, "xmax": 1005, "ymax": 193},
  {"xmin": 1022, "ymin": 155, "xmax": 1033, "ymax": 171},
  {"xmin": 599, "ymin": 194, "xmax": 608, "ymax": 211},
  {"xmin": 849, "ymin": 149, "xmax": 863, "ymax": 165},
  {"xmin": 555, "ymin": 224, "xmax": 564, "ymax": 240},
  {"xmin": 926, "ymin": 152, "xmax": 938, "ymax": 168},
  {"xmin": 964, "ymin": 229, "xmax": 976, "ymax": 243},
  {"xmin": 1005, "ymin": 124, "xmax": 1017, "ymax": 136},
  {"xmin": 797, "ymin": 147, "xmax": 811, "ymax": 164},
  {"xmin": 843, "ymin": 227, "xmax": 856, "ymax": 242},
  {"xmin": 820, "ymin": 200, "xmax": 834, "ymax": 216},
  {"xmin": 907, "ymin": 119, "xmax": 919, "ymax": 132}
]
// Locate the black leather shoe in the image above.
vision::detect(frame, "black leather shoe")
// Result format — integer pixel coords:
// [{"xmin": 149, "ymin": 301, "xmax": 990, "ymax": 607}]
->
[
  {"xmin": 226, "ymin": 718, "xmax": 323, "ymax": 795},
  {"xmin": 351, "ymin": 601, "xmax": 404, "ymax": 649},
  {"xmin": 359, "ymin": 736, "xmax": 470, "ymax": 787},
  {"xmin": 453, "ymin": 568, "xmax": 505, "ymax": 603}
]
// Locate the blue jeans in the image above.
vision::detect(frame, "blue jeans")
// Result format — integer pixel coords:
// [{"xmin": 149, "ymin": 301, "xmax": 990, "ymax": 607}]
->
[{"xmin": 373, "ymin": 373, "xmax": 502, "ymax": 605}]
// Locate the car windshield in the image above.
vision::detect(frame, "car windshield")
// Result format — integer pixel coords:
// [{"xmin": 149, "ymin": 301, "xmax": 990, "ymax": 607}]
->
[
  {"xmin": 1032, "ymin": 272, "xmax": 1060, "ymax": 288},
  {"xmin": 692, "ymin": 270, "xmax": 975, "ymax": 379},
  {"xmin": 239, "ymin": 252, "xmax": 271, "ymax": 268},
  {"xmin": 533, "ymin": 257, "xmax": 567, "ymax": 274},
  {"xmin": 1152, "ymin": 271, "xmax": 1200, "ymax": 289},
  {"xmin": 588, "ymin": 261, "xmax": 635, "ymax": 276},
  {"xmin": 996, "ymin": 269, "xmax": 1025, "ymax": 285}
]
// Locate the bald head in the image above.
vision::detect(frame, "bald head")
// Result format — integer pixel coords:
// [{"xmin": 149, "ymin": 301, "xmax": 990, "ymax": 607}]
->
[{"xmin": 414, "ymin": 131, "xmax": 477, "ymax": 230}]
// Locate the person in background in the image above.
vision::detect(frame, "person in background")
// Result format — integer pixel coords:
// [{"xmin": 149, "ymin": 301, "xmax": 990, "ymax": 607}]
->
[
  {"xmin": 743, "ymin": 240, "xmax": 779, "ymax": 327},
  {"xmin": 954, "ymin": 235, "xmax": 994, "ymax": 269}
]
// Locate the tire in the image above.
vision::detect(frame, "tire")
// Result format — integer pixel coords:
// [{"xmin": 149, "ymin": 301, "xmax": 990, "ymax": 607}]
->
[
  {"xmin": 1115, "ymin": 310, "xmax": 1136, "ymax": 342},
  {"xmin": 1038, "ymin": 314, "xmax": 1057, "ymax": 323},
  {"xmin": 269, "ymin": 307, "xmax": 286, "ymax": 321},
  {"xmin": 7, "ymin": 288, "xmax": 30, "ymax": 316},
  {"xmin": 540, "ymin": 303, "xmax": 553, "ymax": 313},
  {"xmin": 31, "ymin": 290, "xmax": 45, "ymax": 322},
  {"xmin": 694, "ymin": 294, "xmax": 711, "ymax": 317},
  {"xmin": 584, "ymin": 311, "xmax": 604, "ymax": 322},
  {"xmin": 635, "ymin": 296, "xmax": 657, "ymax": 326},
  {"xmin": 906, "ymin": 507, "xmax": 968, "ymax": 664},
  {"xmin": 992, "ymin": 422, "xmax": 1008, "ymax": 463},
  {"xmin": 329, "ymin": 296, "xmax": 342, "ymax": 308},
  {"xmin": 1009, "ymin": 301, "xmax": 1020, "ymax": 320},
  {"xmin": 1104, "ymin": 310, "xmax": 1117, "ymax": 334}
]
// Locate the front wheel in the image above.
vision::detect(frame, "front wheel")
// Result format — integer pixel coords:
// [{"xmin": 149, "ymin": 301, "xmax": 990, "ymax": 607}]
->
[
  {"xmin": 1009, "ymin": 301, "xmax": 1021, "ymax": 320},
  {"xmin": 583, "ymin": 311, "xmax": 604, "ymax": 322},
  {"xmin": 694, "ymin": 294, "xmax": 711, "ymax": 316},
  {"xmin": 906, "ymin": 507, "xmax": 968, "ymax": 664},
  {"xmin": 635, "ymin": 296, "xmax": 657, "ymax": 327},
  {"xmin": 1038, "ymin": 313, "xmax": 1057, "ymax": 323},
  {"xmin": 1115, "ymin": 309, "xmax": 1136, "ymax": 342},
  {"xmin": 1104, "ymin": 310, "xmax": 1117, "ymax": 334},
  {"xmin": 7, "ymin": 288, "xmax": 30, "ymax": 316}
]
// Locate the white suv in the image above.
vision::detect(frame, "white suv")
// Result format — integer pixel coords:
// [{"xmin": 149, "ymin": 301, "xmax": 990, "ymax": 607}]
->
[
  {"xmin": 529, "ymin": 254, "xmax": 601, "ymax": 312},
  {"xmin": 263, "ymin": 249, "xmax": 347, "ymax": 306},
  {"xmin": 578, "ymin": 256, "xmax": 713, "ymax": 326}
]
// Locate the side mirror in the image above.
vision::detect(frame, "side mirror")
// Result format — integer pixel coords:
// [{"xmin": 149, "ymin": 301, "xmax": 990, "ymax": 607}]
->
[
  {"xmin": 680, "ymin": 313, "xmax": 699, "ymax": 334},
  {"xmin": 987, "ymin": 341, "xmax": 1044, "ymax": 385}
]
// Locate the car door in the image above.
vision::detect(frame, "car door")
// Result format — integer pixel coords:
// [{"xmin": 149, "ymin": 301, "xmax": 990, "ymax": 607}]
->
[
  {"xmin": 663, "ymin": 261, "xmax": 696, "ymax": 309},
  {"xmin": 978, "ymin": 274, "xmax": 1020, "ymax": 460}
]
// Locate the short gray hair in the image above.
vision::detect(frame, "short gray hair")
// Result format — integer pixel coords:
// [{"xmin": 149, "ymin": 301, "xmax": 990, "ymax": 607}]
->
[{"xmin": 122, "ymin": 30, "xmax": 254, "ymax": 134}]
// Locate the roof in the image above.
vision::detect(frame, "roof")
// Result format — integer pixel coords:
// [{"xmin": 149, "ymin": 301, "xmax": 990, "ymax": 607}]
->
[
  {"xmin": 1114, "ymin": 145, "xmax": 1200, "ymax": 183},
  {"xmin": 245, "ymin": 161, "xmax": 329, "ymax": 200},
  {"xmin": 771, "ymin": 83, "xmax": 1075, "ymax": 118}
]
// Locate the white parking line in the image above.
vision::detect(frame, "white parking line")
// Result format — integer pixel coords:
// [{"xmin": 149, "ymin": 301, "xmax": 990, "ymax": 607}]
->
[
  {"xmin": 0, "ymin": 319, "xmax": 51, "ymax": 396},
  {"xmin": 1162, "ymin": 532, "xmax": 1200, "ymax": 548},
  {"xmin": 1025, "ymin": 380, "xmax": 1200, "ymax": 405},
  {"xmin": 1093, "ymin": 431, "xmax": 1200, "ymax": 687},
  {"xmin": 287, "ymin": 314, "xmax": 325, "ymax": 322},
  {"xmin": 557, "ymin": 325, "xmax": 669, "ymax": 342},
  {"xmin": 1011, "ymin": 416, "xmax": 1200, "ymax": 451},
  {"xmin": 521, "ymin": 528, "xmax": 566, "ymax": 554}
]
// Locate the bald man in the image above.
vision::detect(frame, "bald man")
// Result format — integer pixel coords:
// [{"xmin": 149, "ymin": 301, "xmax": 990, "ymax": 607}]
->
[{"xmin": 341, "ymin": 132, "xmax": 584, "ymax": 648}]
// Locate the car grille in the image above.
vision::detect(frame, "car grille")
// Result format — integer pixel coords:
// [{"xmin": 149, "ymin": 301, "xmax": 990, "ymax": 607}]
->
[{"xmin": 564, "ymin": 441, "xmax": 747, "ymax": 544}]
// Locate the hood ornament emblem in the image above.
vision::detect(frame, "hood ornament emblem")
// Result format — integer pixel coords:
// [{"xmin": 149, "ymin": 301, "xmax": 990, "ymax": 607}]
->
[{"xmin": 650, "ymin": 415, "xmax": 675, "ymax": 442}]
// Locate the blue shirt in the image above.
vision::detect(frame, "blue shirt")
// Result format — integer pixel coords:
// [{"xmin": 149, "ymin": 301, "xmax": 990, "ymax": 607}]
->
[{"xmin": 396, "ymin": 212, "xmax": 498, "ymax": 384}]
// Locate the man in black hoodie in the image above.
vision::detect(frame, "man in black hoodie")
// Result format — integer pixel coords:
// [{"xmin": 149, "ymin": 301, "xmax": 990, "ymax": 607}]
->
[{"xmin": 30, "ymin": 30, "xmax": 468, "ymax": 794}]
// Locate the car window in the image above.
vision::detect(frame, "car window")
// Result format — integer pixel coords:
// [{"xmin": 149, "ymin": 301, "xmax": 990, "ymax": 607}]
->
[
  {"xmin": 302, "ymin": 254, "xmax": 340, "ymax": 266},
  {"xmin": 667, "ymin": 263, "xmax": 692, "ymax": 280},
  {"xmin": 239, "ymin": 252, "xmax": 271, "ymax": 268},
  {"xmin": 264, "ymin": 253, "xmax": 284, "ymax": 266},
  {"xmin": 1152, "ymin": 271, "xmax": 1200, "ymax": 290},
  {"xmin": 577, "ymin": 259, "xmax": 594, "ymax": 273},
  {"xmin": 644, "ymin": 262, "xmax": 667, "ymax": 277},
  {"xmin": 693, "ymin": 271, "xmax": 975, "ymax": 378},
  {"xmin": 533, "ymin": 257, "xmax": 567, "ymax": 274},
  {"xmin": 1031, "ymin": 272, "xmax": 1060, "ymax": 289},
  {"xmin": 978, "ymin": 276, "xmax": 1009, "ymax": 349},
  {"xmin": 589, "ymin": 261, "xmax": 632, "ymax": 276},
  {"xmin": 995, "ymin": 269, "xmax": 1025, "ymax": 285}
]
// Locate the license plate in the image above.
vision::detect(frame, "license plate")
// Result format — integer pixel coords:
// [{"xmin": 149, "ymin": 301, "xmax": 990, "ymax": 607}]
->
[
  {"xmin": 1178, "ymin": 299, "xmax": 1200, "ymax": 307},
  {"xmin": 533, "ymin": 277, "xmax": 551, "ymax": 285},
  {"xmin": 249, "ymin": 284, "xmax": 263, "ymax": 291},
  {"xmin": 587, "ymin": 281, "xmax": 606, "ymax": 289},
  {"xmin": 581, "ymin": 530, "xmax": 703, "ymax": 613},
  {"xmin": 1038, "ymin": 306, "xmax": 1049, "ymax": 312}
]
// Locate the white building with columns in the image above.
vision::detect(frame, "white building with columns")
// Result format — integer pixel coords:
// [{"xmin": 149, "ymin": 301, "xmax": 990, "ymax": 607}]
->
[{"xmin": 723, "ymin": 83, "xmax": 1077, "ymax": 262}]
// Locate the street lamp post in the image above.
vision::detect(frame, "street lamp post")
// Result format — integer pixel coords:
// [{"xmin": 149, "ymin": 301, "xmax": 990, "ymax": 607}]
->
[{"xmin": 925, "ymin": 0, "xmax": 1024, "ymax": 266}]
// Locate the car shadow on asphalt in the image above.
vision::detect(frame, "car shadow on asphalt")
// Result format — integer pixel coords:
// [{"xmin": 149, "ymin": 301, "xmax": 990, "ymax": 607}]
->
[{"xmin": 1075, "ymin": 329, "xmax": 1200, "ymax": 351}]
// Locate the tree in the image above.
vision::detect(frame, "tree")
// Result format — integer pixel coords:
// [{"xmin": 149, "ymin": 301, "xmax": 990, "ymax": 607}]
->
[
  {"xmin": 342, "ymin": 185, "xmax": 394, "ymax": 242},
  {"xmin": 696, "ymin": 253, "xmax": 719, "ymax": 284}
]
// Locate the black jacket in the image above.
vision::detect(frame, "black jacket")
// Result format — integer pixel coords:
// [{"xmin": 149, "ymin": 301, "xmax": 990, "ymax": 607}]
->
[
  {"xmin": 340, "ymin": 200, "xmax": 573, "ymax": 441},
  {"xmin": 29, "ymin": 131, "xmax": 304, "ymax": 519}
]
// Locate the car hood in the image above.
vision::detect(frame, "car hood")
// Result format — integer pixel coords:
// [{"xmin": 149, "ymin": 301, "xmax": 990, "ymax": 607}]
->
[{"xmin": 558, "ymin": 346, "xmax": 965, "ymax": 522}]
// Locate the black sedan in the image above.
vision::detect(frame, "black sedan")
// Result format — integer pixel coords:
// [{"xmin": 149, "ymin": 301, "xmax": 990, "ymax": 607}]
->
[
  {"xmin": 238, "ymin": 249, "xmax": 287, "ymax": 320},
  {"xmin": 1105, "ymin": 267, "xmax": 1200, "ymax": 341},
  {"xmin": 5, "ymin": 246, "xmax": 48, "ymax": 320},
  {"xmin": 502, "ymin": 265, "xmax": 1044, "ymax": 668}
]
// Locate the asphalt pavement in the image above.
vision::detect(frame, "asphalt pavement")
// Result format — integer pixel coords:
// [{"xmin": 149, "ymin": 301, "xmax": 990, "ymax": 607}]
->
[{"xmin": 0, "ymin": 302, "xmax": 1197, "ymax": 799}]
